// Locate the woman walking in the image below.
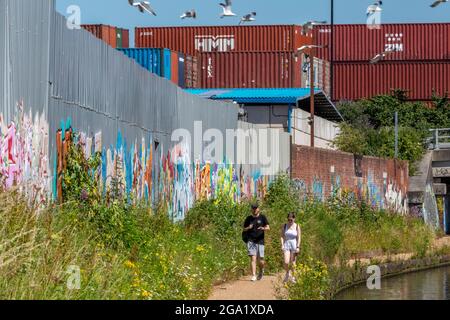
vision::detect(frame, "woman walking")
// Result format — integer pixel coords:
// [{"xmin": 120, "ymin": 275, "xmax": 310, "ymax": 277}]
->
[{"xmin": 281, "ymin": 213, "xmax": 301, "ymax": 283}]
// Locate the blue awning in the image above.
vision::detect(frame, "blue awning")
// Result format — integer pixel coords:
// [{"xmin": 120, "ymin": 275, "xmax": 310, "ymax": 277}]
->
[{"xmin": 186, "ymin": 88, "xmax": 343, "ymax": 122}]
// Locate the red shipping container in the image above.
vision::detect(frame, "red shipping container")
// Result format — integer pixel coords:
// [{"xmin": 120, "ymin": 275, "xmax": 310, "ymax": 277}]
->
[
  {"xmin": 135, "ymin": 25, "xmax": 312, "ymax": 55},
  {"xmin": 122, "ymin": 29, "xmax": 130, "ymax": 48},
  {"xmin": 333, "ymin": 61, "xmax": 450, "ymax": 102},
  {"xmin": 313, "ymin": 23, "xmax": 450, "ymax": 62},
  {"xmin": 82, "ymin": 24, "xmax": 117, "ymax": 48},
  {"xmin": 198, "ymin": 51, "xmax": 302, "ymax": 88},
  {"xmin": 171, "ymin": 51, "xmax": 179, "ymax": 85},
  {"xmin": 185, "ymin": 55, "xmax": 199, "ymax": 88}
]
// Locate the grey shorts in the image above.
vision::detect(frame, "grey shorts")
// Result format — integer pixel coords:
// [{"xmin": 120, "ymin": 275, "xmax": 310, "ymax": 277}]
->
[{"xmin": 247, "ymin": 241, "xmax": 265, "ymax": 259}]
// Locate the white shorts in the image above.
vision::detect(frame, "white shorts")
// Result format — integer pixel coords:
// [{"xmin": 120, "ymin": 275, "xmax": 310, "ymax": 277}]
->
[{"xmin": 283, "ymin": 239, "xmax": 298, "ymax": 252}]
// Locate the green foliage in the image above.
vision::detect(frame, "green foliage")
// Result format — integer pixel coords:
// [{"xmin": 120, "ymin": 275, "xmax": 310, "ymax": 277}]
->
[
  {"xmin": 62, "ymin": 141, "xmax": 102, "ymax": 204},
  {"xmin": 332, "ymin": 123, "xmax": 369, "ymax": 155},
  {"xmin": 0, "ymin": 168, "xmax": 438, "ymax": 300},
  {"xmin": 286, "ymin": 257, "xmax": 330, "ymax": 300},
  {"xmin": 334, "ymin": 93, "xmax": 450, "ymax": 173}
]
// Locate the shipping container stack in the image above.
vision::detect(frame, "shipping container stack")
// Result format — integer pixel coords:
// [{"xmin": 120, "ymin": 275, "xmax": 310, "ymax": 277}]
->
[
  {"xmin": 117, "ymin": 48, "xmax": 199, "ymax": 88},
  {"xmin": 134, "ymin": 25, "xmax": 316, "ymax": 89},
  {"xmin": 81, "ymin": 24, "xmax": 129, "ymax": 48},
  {"xmin": 313, "ymin": 23, "xmax": 450, "ymax": 103}
]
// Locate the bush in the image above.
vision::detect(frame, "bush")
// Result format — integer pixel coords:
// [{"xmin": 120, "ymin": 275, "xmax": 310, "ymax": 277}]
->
[
  {"xmin": 335, "ymin": 93, "xmax": 450, "ymax": 174},
  {"xmin": 286, "ymin": 257, "xmax": 330, "ymax": 300}
]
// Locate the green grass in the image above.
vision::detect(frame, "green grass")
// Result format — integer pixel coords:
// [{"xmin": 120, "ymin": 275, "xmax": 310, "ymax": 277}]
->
[
  {"xmin": 0, "ymin": 190, "xmax": 252, "ymax": 300},
  {"xmin": 0, "ymin": 175, "xmax": 438, "ymax": 300}
]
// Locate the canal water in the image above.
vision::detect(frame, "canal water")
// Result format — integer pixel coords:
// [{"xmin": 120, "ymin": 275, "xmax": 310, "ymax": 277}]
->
[{"xmin": 335, "ymin": 266, "xmax": 450, "ymax": 300}]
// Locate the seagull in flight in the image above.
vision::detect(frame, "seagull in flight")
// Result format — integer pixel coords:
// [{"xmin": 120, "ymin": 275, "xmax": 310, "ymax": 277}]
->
[
  {"xmin": 219, "ymin": 0, "xmax": 237, "ymax": 18},
  {"xmin": 128, "ymin": 0, "xmax": 156, "ymax": 16},
  {"xmin": 301, "ymin": 21, "xmax": 327, "ymax": 35},
  {"xmin": 180, "ymin": 10, "xmax": 197, "ymax": 19},
  {"xmin": 367, "ymin": 1, "xmax": 383, "ymax": 16},
  {"xmin": 239, "ymin": 12, "xmax": 256, "ymax": 25},
  {"xmin": 370, "ymin": 50, "xmax": 392, "ymax": 64},
  {"xmin": 430, "ymin": 0, "xmax": 448, "ymax": 7}
]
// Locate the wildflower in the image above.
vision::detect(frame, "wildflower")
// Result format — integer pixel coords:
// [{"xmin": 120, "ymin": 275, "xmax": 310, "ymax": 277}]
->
[
  {"xmin": 196, "ymin": 245, "xmax": 206, "ymax": 253},
  {"xmin": 141, "ymin": 290, "xmax": 152, "ymax": 299},
  {"xmin": 124, "ymin": 260, "xmax": 136, "ymax": 269}
]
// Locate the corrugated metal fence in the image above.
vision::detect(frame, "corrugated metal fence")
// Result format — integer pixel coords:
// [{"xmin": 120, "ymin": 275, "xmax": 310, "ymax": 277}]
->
[{"xmin": 0, "ymin": 0, "xmax": 289, "ymax": 219}]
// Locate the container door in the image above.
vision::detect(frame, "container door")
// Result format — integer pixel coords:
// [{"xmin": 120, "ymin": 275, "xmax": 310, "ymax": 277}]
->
[
  {"xmin": 116, "ymin": 28, "xmax": 123, "ymax": 49},
  {"xmin": 121, "ymin": 29, "xmax": 129, "ymax": 48},
  {"xmin": 171, "ymin": 51, "xmax": 179, "ymax": 85},
  {"xmin": 154, "ymin": 49, "xmax": 162, "ymax": 76},
  {"xmin": 162, "ymin": 49, "xmax": 172, "ymax": 80},
  {"xmin": 178, "ymin": 54, "xmax": 186, "ymax": 88}
]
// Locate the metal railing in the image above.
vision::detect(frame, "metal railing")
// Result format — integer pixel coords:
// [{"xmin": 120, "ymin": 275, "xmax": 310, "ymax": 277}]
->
[{"xmin": 427, "ymin": 128, "xmax": 450, "ymax": 150}]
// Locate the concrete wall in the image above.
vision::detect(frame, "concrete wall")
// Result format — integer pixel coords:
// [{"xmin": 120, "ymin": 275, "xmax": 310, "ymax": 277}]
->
[
  {"xmin": 291, "ymin": 145, "xmax": 409, "ymax": 214},
  {"xmin": 409, "ymin": 151, "xmax": 440, "ymax": 229},
  {"xmin": 292, "ymin": 109, "xmax": 340, "ymax": 150}
]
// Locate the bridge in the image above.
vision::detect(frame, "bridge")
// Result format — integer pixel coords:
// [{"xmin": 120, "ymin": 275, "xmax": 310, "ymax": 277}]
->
[{"xmin": 409, "ymin": 129, "xmax": 450, "ymax": 235}]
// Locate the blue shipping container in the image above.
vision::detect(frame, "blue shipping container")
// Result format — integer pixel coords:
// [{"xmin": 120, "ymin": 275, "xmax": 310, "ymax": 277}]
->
[
  {"xmin": 117, "ymin": 48, "xmax": 167, "ymax": 78},
  {"xmin": 178, "ymin": 54, "xmax": 186, "ymax": 88},
  {"xmin": 162, "ymin": 49, "xmax": 171, "ymax": 81}
]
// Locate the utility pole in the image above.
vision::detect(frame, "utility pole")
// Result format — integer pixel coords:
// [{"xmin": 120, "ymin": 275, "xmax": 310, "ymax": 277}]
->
[
  {"xmin": 310, "ymin": 52, "xmax": 315, "ymax": 148},
  {"xmin": 297, "ymin": 45, "xmax": 326, "ymax": 148}
]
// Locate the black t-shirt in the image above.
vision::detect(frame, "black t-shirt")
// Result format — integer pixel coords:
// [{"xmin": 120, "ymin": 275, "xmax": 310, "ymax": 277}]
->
[{"xmin": 244, "ymin": 214, "xmax": 269, "ymax": 245}]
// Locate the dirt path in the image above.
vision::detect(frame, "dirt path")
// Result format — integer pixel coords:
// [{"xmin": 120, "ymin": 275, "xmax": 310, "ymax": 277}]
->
[
  {"xmin": 209, "ymin": 274, "xmax": 284, "ymax": 300},
  {"xmin": 208, "ymin": 236, "xmax": 450, "ymax": 300}
]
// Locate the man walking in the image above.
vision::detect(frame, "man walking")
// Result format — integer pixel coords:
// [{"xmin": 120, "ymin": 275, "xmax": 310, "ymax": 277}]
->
[{"xmin": 243, "ymin": 203, "xmax": 270, "ymax": 282}]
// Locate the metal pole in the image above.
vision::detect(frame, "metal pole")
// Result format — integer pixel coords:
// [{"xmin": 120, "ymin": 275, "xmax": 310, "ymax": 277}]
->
[
  {"xmin": 436, "ymin": 129, "xmax": 440, "ymax": 150},
  {"xmin": 310, "ymin": 52, "xmax": 315, "ymax": 148},
  {"xmin": 330, "ymin": 0, "xmax": 334, "ymax": 101},
  {"xmin": 394, "ymin": 112, "xmax": 399, "ymax": 158}
]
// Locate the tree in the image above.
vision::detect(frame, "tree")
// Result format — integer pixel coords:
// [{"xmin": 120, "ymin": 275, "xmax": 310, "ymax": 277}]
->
[{"xmin": 334, "ymin": 93, "xmax": 450, "ymax": 175}]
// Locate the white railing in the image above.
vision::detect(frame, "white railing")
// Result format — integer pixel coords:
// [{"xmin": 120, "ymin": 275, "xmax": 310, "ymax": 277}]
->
[{"xmin": 428, "ymin": 128, "xmax": 450, "ymax": 150}]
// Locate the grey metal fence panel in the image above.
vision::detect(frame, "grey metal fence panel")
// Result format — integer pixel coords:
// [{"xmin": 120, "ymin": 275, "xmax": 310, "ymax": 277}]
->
[
  {"xmin": 1, "ymin": 0, "xmax": 52, "ymax": 120},
  {"xmin": 0, "ymin": 0, "xmax": 7, "ymax": 119}
]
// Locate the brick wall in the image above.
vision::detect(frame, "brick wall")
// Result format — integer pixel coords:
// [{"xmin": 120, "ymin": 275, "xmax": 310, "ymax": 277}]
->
[{"xmin": 291, "ymin": 145, "xmax": 409, "ymax": 214}]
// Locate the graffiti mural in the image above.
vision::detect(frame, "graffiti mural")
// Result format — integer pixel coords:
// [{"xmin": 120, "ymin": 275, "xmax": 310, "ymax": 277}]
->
[
  {"xmin": 54, "ymin": 125, "xmax": 272, "ymax": 220},
  {"xmin": 0, "ymin": 101, "xmax": 50, "ymax": 205},
  {"xmin": 292, "ymin": 172, "xmax": 408, "ymax": 215}
]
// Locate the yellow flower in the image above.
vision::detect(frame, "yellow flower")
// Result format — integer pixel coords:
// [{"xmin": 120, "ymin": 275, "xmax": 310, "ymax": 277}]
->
[
  {"xmin": 141, "ymin": 290, "xmax": 152, "ymax": 299},
  {"xmin": 124, "ymin": 260, "xmax": 136, "ymax": 269},
  {"xmin": 196, "ymin": 245, "xmax": 206, "ymax": 253}
]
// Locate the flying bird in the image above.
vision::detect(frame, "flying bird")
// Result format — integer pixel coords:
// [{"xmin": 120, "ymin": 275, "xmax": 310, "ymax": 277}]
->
[
  {"xmin": 128, "ymin": 0, "xmax": 156, "ymax": 16},
  {"xmin": 180, "ymin": 10, "xmax": 197, "ymax": 19},
  {"xmin": 430, "ymin": 0, "xmax": 448, "ymax": 7},
  {"xmin": 370, "ymin": 50, "xmax": 392, "ymax": 64},
  {"xmin": 219, "ymin": 0, "xmax": 237, "ymax": 18},
  {"xmin": 239, "ymin": 12, "xmax": 256, "ymax": 25},
  {"xmin": 301, "ymin": 21, "xmax": 327, "ymax": 35},
  {"xmin": 367, "ymin": 1, "xmax": 383, "ymax": 16}
]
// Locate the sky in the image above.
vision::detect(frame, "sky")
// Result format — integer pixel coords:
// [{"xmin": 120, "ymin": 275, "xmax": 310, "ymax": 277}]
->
[{"xmin": 55, "ymin": 0, "xmax": 450, "ymax": 45}]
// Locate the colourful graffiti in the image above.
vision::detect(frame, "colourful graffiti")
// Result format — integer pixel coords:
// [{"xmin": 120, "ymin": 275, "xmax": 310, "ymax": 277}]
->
[
  {"xmin": 292, "ymin": 172, "xmax": 408, "ymax": 214},
  {"xmin": 0, "ymin": 101, "xmax": 50, "ymax": 205},
  {"xmin": 55, "ymin": 124, "xmax": 271, "ymax": 221}
]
